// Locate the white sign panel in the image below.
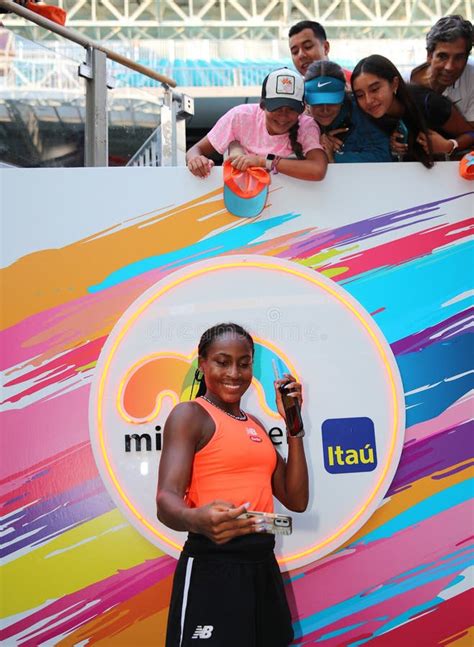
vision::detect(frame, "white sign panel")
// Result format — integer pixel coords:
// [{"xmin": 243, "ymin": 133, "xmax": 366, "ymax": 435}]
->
[{"xmin": 89, "ymin": 255, "xmax": 405, "ymax": 569}]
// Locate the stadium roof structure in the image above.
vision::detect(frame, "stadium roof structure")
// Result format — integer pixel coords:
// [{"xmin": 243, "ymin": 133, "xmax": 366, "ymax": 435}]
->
[{"xmin": 4, "ymin": 0, "xmax": 472, "ymax": 41}]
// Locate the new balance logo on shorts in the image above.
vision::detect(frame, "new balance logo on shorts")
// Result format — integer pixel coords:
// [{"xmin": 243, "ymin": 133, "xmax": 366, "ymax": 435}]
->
[{"xmin": 191, "ymin": 625, "xmax": 214, "ymax": 639}]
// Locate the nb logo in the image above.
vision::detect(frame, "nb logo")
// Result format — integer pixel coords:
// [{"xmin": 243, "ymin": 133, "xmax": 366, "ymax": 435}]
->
[{"xmin": 191, "ymin": 625, "xmax": 214, "ymax": 639}]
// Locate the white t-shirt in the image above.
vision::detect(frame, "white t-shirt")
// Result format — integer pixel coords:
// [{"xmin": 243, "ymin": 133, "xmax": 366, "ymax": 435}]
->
[
  {"xmin": 207, "ymin": 103, "xmax": 322, "ymax": 157},
  {"xmin": 443, "ymin": 61, "xmax": 474, "ymax": 122}
]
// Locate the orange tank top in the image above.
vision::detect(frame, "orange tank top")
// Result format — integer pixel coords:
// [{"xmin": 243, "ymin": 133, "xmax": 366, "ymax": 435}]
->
[{"xmin": 185, "ymin": 397, "xmax": 277, "ymax": 513}]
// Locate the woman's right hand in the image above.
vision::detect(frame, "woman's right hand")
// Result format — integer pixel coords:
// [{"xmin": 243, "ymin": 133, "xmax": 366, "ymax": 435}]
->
[
  {"xmin": 230, "ymin": 154, "xmax": 265, "ymax": 171},
  {"xmin": 187, "ymin": 155, "xmax": 215, "ymax": 178},
  {"xmin": 187, "ymin": 500, "xmax": 260, "ymax": 544},
  {"xmin": 390, "ymin": 130, "xmax": 408, "ymax": 157}
]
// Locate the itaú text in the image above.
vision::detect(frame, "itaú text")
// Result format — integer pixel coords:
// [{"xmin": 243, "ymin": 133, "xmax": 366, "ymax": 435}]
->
[{"xmin": 326, "ymin": 444, "xmax": 376, "ymax": 467}]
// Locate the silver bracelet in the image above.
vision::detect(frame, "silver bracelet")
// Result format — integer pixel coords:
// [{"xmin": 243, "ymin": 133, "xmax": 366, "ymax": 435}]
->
[{"xmin": 287, "ymin": 428, "xmax": 305, "ymax": 439}]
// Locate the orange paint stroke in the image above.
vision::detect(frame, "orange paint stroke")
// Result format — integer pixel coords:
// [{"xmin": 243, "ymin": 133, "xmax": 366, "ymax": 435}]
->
[
  {"xmin": 442, "ymin": 626, "xmax": 474, "ymax": 647},
  {"xmin": 119, "ymin": 352, "xmax": 196, "ymax": 423},
  {"xmin": 1, "ymin": 188, "xmax": 238, "ymax": 330},
  {"xmin": 57, "ymin": 577, "xmax": 172, "ymax": 646}
]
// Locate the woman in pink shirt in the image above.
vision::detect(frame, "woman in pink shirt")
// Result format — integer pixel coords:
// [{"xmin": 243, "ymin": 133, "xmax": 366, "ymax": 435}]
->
[{"xmin": 186, "ymin": 68, "xmax": 328, "ymax": 181}]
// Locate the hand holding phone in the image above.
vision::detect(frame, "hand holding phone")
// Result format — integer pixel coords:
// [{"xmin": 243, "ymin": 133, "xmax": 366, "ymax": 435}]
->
[
  {"xmin": 272, "ymin": 360, "xmax": 304, "ymax": 437},
  {"xmin": 396, "ymin": 119, "xmax": 409, "ymax": 145},
  {"xmin": 238, "ymin": 510, "xmax": 293, "ymax": 535}
]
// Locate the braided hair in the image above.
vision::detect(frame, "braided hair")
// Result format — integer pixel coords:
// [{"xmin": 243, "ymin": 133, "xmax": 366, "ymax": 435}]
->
[
  {"xmin": 288, "ymin": 122, "xmax": 304, "ymax": 159},
  {"xmin": 193, "ymin": 323, "xmax": 254, "ymax": 398}
]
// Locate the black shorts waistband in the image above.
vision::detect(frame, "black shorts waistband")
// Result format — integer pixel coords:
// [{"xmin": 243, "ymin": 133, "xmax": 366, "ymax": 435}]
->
[{"xmin": 183, "ymin": 532, "xmax": 276, "ymax": 562}]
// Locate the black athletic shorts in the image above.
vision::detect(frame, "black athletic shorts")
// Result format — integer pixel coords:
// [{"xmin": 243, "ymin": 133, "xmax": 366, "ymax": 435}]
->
[{"xmin": 166, "ymin": 533, "xmax": 294, "ymax": 647}]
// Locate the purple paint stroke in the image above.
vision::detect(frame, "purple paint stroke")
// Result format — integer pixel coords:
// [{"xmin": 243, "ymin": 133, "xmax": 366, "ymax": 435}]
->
[
  {"xmin": 391, "ymin": 308, "xmax": 473, "ymax": 356},
  {"xmin": 272, "ymin": 192, "xmax": 473, "ymax": 262},
  {"xmin": 2, "ymin": 192, "xmax": 471, "ymax": 375},
  {"xmin": 1, "ymin": 554, "xmax": 175, "ymax": 642},
  {"xmin": 388, "ymin": 422, "xmax": 473, "ymax": 495},
  {"xmin": 1, "ymin": 478, "xmax": 114, "ymax": 559}
]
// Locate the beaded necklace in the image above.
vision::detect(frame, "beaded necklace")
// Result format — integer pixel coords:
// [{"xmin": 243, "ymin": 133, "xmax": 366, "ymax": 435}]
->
[{"xmin": 200, "ymin": 395, "xmax": 247, "ymax": 421}]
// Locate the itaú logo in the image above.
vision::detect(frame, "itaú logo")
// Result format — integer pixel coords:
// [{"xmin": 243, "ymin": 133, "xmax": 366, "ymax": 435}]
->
[
  {"xmin": 119, "ymin": 343, "xmax": 295, "ymax": 452},
  {"xmin": 322, "ymin": 417, "xmax": 378, "ymax": 474},
  {"xmin": 89, "ymin": 254, "xmax": 405, "ymax": 570}
]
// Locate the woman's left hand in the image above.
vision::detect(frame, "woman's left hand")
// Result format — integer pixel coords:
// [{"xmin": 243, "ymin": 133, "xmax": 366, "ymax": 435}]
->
[
  {"xmin": 320, "ymin": 134, "xmax": 335, "ymax": 162},
  {"xmin": 274, "ymin": 373, "xmax": 303, "ymax": 421},
  {"xmin": 321, "ymin": 129, "xmax": 348, "ymax": 162},
  {"xmin": 230, "ymin": 154, "xmax": 265, "ymax": 171}
]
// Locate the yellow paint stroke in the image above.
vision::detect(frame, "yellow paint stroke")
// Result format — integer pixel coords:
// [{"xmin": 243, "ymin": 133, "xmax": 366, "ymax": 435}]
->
[
  {"xmin": 78, "ymin": 360, "xmax": 97, "ymax": 372},
  {"xmin": 2, "ymin": 509, "xmax": 163, "ymax": 616},
  {"xmin": 322, "ymin": 266, "xmax": 350, "ymax": 279},
  {"xmin": 301, "ymin": 247, "xmax": 351, "ymax": 267},
  {"xmin": 1, "ymin": 187, "xmax": 241, "ymax": 330}
]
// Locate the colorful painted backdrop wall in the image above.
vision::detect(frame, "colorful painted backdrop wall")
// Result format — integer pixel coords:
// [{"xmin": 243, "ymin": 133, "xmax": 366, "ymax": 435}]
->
[{"xmin": 1, "ymin": 163, "xmax": 472, "ymax": 646}]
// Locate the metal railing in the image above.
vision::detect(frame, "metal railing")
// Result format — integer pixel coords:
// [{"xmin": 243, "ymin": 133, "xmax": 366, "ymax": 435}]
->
[
  {"xmin": 2, "ymin": 0, "xmax": 472, "ymax": 40},
  {"xmin": 127, "ymin": 127, "xmax": 161, "ymax": 167},
  {"xmin": 0, "ymin": 0, "xmax": 194, "ymax": 166}
]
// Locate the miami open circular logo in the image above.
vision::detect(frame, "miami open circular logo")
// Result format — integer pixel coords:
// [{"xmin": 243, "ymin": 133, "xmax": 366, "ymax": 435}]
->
[{"xmin": 89, "ymin": 255, "xmax": 405, "ymax": 569}]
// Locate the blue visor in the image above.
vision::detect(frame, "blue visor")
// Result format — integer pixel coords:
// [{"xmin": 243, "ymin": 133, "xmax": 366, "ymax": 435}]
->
[
  {"xmin": 305, "ymin": 76, "xmax": 345, "ymax": 105},
  {"xmin": 224, "ymin": 184, "xmax": 268, "ymax": 218}
]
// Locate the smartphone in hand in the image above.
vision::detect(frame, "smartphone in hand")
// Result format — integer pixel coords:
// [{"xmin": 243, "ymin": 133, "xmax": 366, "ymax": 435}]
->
[
  {"xmin": 239, "ymin": 510, "xmax": 293, "ymax": 535},
  {"xmin": 272, "ymin": 360, "xmax": 304, "ymax": 436},
  {"xmin": 397, "ymin": 119, "xmax": 409, "ymax": 144}
]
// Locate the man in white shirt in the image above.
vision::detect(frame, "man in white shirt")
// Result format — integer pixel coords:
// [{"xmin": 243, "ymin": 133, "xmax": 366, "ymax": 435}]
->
[{"xmin": 411, "ymin": 15, "xmax": 474, "ymax": 126}]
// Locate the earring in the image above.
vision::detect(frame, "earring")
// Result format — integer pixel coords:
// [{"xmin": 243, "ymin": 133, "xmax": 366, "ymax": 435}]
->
[{"xmin": 190, "ymin": 368, "xmax": 203, "ymax": 400}]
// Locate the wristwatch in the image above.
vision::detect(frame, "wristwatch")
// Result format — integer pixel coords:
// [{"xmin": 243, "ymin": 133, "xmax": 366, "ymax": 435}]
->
[
  {"xmin": 448, "ymin": 139, "xmax": 459, "ymax": 156},
  {"xmin": 265, "ymin": 154, "xmax": 275, "ymax": 171}
]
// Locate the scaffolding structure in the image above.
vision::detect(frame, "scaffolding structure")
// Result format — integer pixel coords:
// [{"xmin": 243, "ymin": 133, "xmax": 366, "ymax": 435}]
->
[{"xmin": 3, "ymin": 0, "xmax": 472, "ymax": 41}]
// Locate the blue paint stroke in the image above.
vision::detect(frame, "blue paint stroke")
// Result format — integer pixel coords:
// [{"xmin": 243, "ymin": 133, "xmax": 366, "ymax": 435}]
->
[
  {"xmin": 88, "ymin": 213, "xmax": 299, "ymax": 293},
  {"xmin": 350, "ymin": 570, "xmax": 471, "ymax": 646},
  {"xmin": 342, "ymin": 240, "xmax": 472, "ymax": 345},
  {"xmin": 392, "ymin": 309, "xmax": 471, "ymax": 356},
  {"xmin": 293, "ymin": 544, "xmax": 472, "ymax": 640},
  {"xmin": 348, "ymin": 597, "xmax": 445, "ymax": 646},
  {"xmin": 397, "ymin": 331, "xmax": 474, "ymax": 427},
  {"xmin": 352, "ymin": 479, "xmax": 472, "ymax": 545},
  {"xmin": 317, "ymin": 621, "xmax": 366, "ymax": 641}
]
